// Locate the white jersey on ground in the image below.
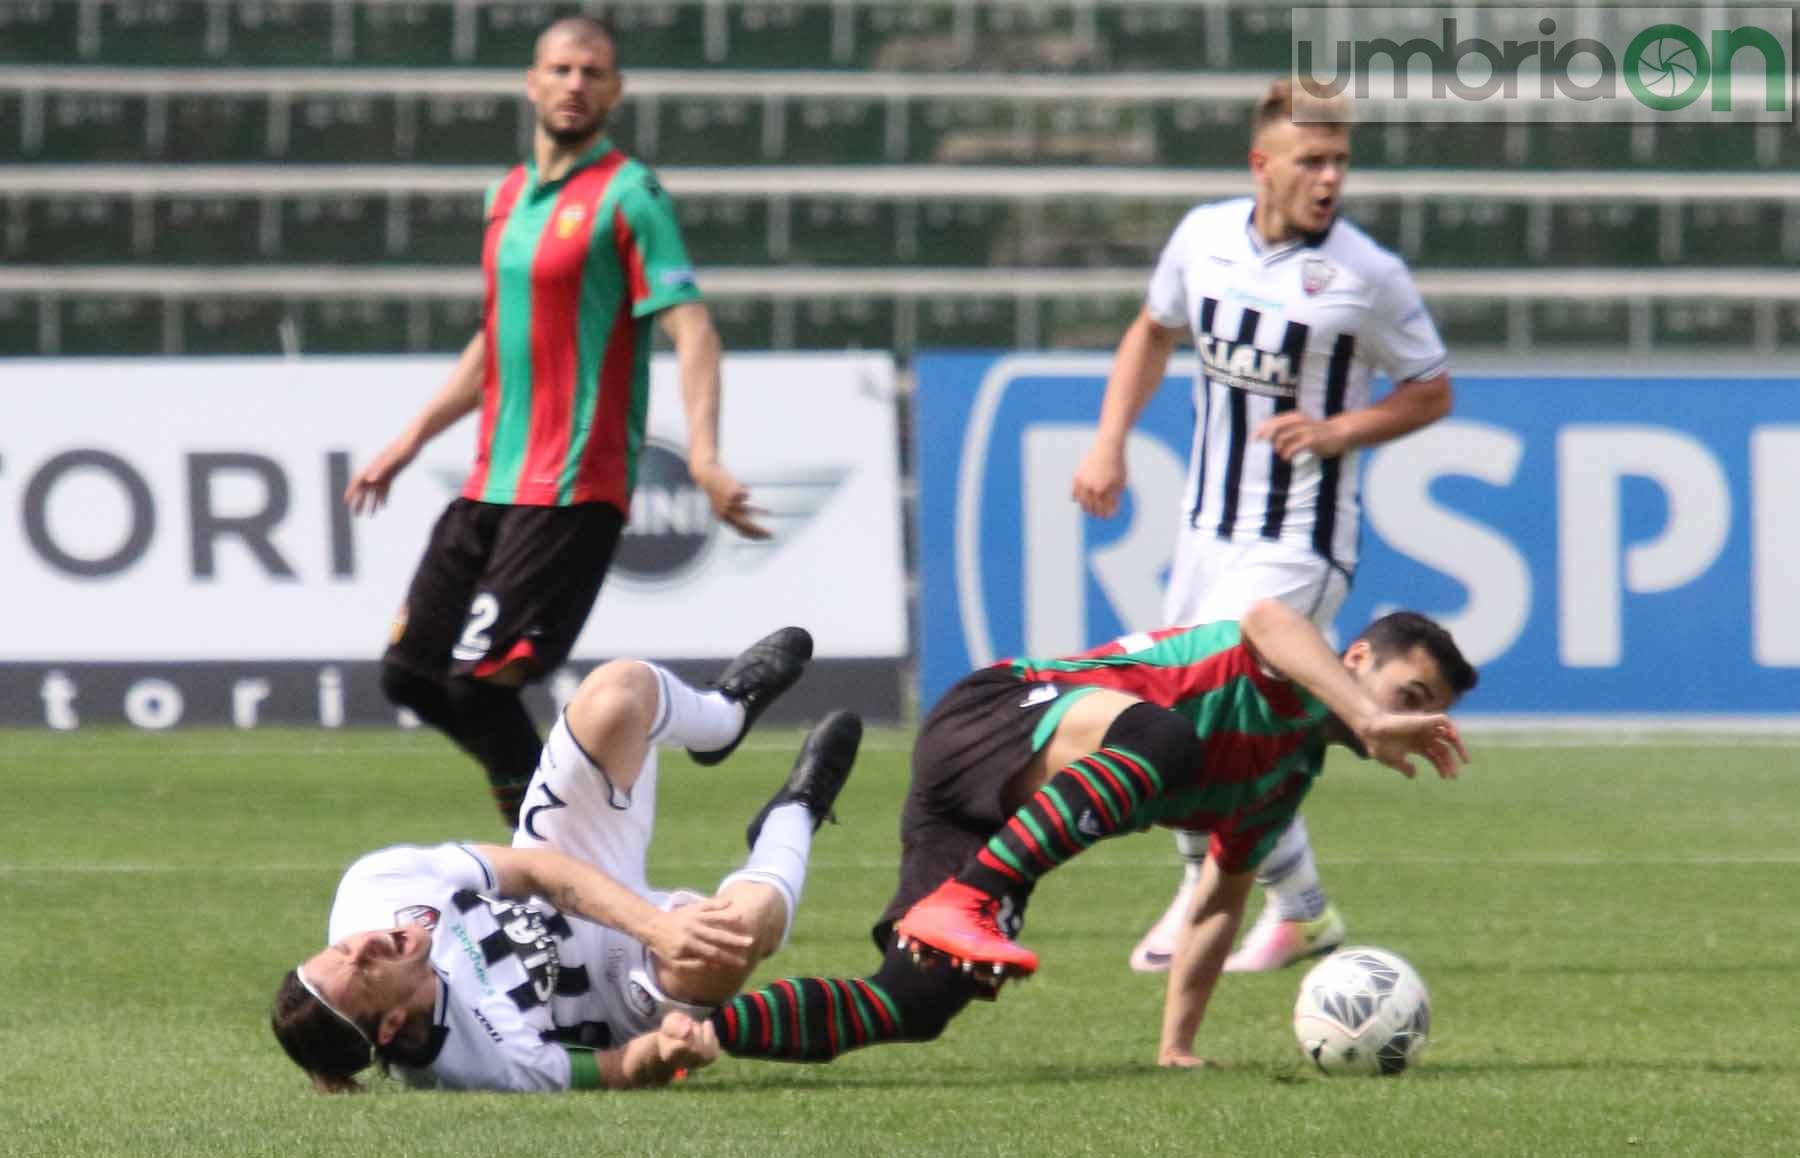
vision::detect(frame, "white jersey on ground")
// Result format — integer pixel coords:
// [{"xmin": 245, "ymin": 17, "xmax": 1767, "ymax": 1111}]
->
[
  {"xmin": 327, "ymin": 843, "xmax": 671, "ymax": 1092},
  {"xmin": 1145, "ymin": 196, "xmax": 1448, "ymax": 573}
]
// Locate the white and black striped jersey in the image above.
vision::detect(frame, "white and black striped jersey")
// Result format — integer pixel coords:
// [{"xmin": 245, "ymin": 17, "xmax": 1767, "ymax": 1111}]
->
[
  {"xmin": 1146, "ymin": 196, "xmax": 1448, "ymax": 572},
  {"xmin": 327, "ymin": 843, "xmax": 670, "ymax": 1092}
]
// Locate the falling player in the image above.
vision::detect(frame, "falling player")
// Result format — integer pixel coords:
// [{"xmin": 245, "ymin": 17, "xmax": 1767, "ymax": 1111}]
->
[{"xmin": 1071, "ymin": 77, "xmax": 1455, "ymax": 973}]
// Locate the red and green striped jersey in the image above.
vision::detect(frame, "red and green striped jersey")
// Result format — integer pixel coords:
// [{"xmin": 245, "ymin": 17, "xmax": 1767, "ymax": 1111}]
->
[
  {"xmin": 464, "ymin": 139, "xmax": 703, "ymax": 509},
  {"xmin": 1002, "ymin": 621, "xmax": 1334, "ymax": 872}
]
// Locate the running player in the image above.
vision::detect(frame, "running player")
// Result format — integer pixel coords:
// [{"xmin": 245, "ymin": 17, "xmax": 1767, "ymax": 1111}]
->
[
  {"xmin": 695, "ymin": 601, "xmax": 1475, "ymax": 1069},
  {"xmin": 1070, "ymin": 77, "xmax": 1455, "ymax": 973},
  {"xmin": 271, "ymin": 628, "xmax": 858, "ymax": 1092},
  {"xmin": 345, "ymin": 15, "xmax": 767, "ymax": 828}
]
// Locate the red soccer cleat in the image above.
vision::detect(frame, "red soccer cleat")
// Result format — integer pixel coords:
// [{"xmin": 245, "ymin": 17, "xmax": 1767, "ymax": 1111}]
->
[{"xmin": 894, "ymin": 879, "xmax": 1040, "ymax": 980}]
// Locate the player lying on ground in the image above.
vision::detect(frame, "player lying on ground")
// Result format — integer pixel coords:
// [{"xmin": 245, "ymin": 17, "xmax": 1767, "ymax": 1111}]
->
[
  {"xmin": 694, "ymin": 601, "xmax": 1474, "ymax": 1068},
  {"xmin": 271, "ymin": 627, "xmax": 859, "ymax": 1091}
]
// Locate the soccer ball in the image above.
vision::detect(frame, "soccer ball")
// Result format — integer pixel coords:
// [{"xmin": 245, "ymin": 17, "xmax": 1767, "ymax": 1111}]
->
[{"xmin": 1292, "ymin": 946, "xmax": 1431, "ymax": 1076}]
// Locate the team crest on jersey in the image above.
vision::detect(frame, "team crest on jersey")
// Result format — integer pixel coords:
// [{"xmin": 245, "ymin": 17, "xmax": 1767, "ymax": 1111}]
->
[
  {"xmin": 395, "ymin": 904, "xmax": 440, "ymax": 931},
  {"xmin": 555, "ymin": 204, "xmax": 588, "ymax": 239},
  {"xmin": 1302, "ymin": 256, "xmax": 1335, "ymax": 296}
]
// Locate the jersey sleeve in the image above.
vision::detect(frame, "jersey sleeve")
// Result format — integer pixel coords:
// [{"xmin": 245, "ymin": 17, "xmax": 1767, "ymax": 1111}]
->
[
  {"xmin": 327, "ymin": 843, "xmax": 497, "ymax": 941},
  {"xmin": 613, "ymin": 173, "xmax": 704, "ymax": 320},
  {"xmin": 1362, "ymin": 257, "xmax": 1448, "ymax": 384},
  {"xmin": 1143, "ymin": 214, "xmax": 1193, "ymax": 329}
]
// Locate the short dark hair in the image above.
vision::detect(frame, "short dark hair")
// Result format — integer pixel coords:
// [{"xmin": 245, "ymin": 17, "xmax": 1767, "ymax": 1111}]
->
[
  {"xmin": 1353, "ymin": 611, "xmax": 1478, "ymax": 698},
  {"xmin": 1251, "ymin": 76, "xmax": 1352, "ymax": 141},
  {"xmin": 270, "ymin": 969, "xmax": 375, "ymax": 1094},
  {"xmin": 536, "ymin": 13, "xmax": 620, "ymax": 65}
]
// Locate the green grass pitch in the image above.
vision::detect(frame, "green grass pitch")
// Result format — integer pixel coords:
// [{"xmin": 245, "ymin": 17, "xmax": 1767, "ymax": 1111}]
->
[{"xmin": 2, "ymin": 727, "xmax": 1796, "ymax": 1157}]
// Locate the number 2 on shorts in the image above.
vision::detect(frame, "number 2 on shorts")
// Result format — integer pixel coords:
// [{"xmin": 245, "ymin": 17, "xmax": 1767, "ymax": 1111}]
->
[{"xmin": 451, "ymin": 592, "xmax": 500, "ymax": 662}]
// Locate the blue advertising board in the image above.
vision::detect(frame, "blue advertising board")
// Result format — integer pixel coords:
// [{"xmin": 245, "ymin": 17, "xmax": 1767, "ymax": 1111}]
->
[{"xmin": 915, "ymin": 353, "xmax": 1800, "ymax": 720}]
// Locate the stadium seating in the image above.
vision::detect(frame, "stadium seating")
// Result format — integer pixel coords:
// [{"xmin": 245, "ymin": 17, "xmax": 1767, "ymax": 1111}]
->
[{"xmin": 3, "ymin": 0, "xmax": 1795, "ymax": 358}]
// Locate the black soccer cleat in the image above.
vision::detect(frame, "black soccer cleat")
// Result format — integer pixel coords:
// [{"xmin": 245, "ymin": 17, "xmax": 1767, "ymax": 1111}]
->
[
  {"xmin": 745, "ymin": 709, "xmax": 863, "ymax": 849},
  {"xmin": 687, "ymin": 626, "xmax": 815, "ymax": 767}
]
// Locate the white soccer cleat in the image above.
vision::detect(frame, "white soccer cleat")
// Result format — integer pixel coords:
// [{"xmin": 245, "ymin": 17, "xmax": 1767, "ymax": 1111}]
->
[
  {"xmin": 1127, "ymin": 878, "xmax": 1197, "ymax": 973},
  {"xmin": 1223, "ymin": 902, "xmax": 1346, "ymax": 973}
]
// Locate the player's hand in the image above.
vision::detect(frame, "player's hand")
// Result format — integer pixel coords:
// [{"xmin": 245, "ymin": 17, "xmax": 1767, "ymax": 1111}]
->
[
  {"xmin": 1253, "ymin": 412, "xmax": 1347, "ymax": 463},
  {"xmin": 648, "ymin": 897, "xmax": 754, "ymax": 971},
  {"xmin": 1071, "ymin": 443, "xmax": 1128, "ymax": 518},
  {"xmin": 1157, "ymin": 1048, "xmax": 1225, "ymax": 1070},
  {"xmin": 343, "ymin": 436, "xmax": 420, "ymax": 516},
  {"xmin": 1356, "ymin": 711, "xmax": 1468, "ymax": 781},
  {"xmin": 690, "ymin": 460, "xmax": 771, "ymax": 541},
  {"xmin": 655, "ymin": 1011, "xmax": 720, "ymax": 1071}
]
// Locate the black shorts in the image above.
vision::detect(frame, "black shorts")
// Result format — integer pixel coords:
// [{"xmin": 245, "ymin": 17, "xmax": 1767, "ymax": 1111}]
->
[
  {"xmin": 384, "ymin": 498, "xmax": 624, "ymax": 684},
  {"xmin": 872, "ymin": 667, "xmax": 1063, "ymax": 946}
]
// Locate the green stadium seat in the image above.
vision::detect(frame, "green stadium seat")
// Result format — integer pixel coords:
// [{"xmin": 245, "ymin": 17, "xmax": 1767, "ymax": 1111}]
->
[
  {"xmin": 704, "ymin": 295, "xmax": 778, "ymax": 351},
  {"xmin": 301, "ymin": 297, "xmax": 411, "ymax": 353},
  {"xmin": 911, "ymin": 198, "xmax": 1015, "ymax": 267},
  {"xmin": 850, "ymin": 1, "xmax": 957, "ymax": 70},
  {"xmin": 907, "ymin": 97, "xmax": 1023, "ymax": 164},
  {"xmin": 226, "ymin": 1, "xmax": 340, "ymax": 67},
  {"xmin": 35, "ymin": 93, "xmax": 150, "ymax": 163},
  {"xmin": 0, "ymin": 293, "xmax": 39, "ymax": 355},
  {"xmin": 353, "ymin": 0, "xmax": 457, "ymax": 67},
  {"xmin": 61, "ymin": 294, "xmax": 164, "ymax": 355},
  {"xmin": 784, "ymin": 195, "xmax": 898, "ymax": 266},
  {"xmin": 1779, "ymin": 303, "xmax": 1800, "ymax": 349},
  {"xmin": 649, "ymin": 96, "xmax": 767, "ymax": 165},
  {"xmin": 1221, "ymin": 2, "xmax": 1294, "ymax": 71},
  {"xmin": 1527, "ymin": 123, "xmax": 1638, "ymax": 170},
  {"xmin": 1039, "ymin": 293, "xmax": 1141, "ymax": 349},
  {"xmin": 604, "ymin": 103, "xmax": 640, "ymax": 157},
  {"xmin": 182, "ymin": 296, "xmax": 288, "ymax": 354},
  {"xmin": 421, "ymin": 296, "xmax": 484, "ymax": 351},
  {"xmin": 1378, "ymin": 121, "xmax": 1520, "ymax": 169},
  {"xmin": 1093, "ymin": 3, "xmax": 1212, "ymax": 71},
  {"xmin": 279, "ymin": 94, "xmax": 400, "ymax": 164},
  {"xmin": 412, "ymin": 94, "xmax": 525, "ymax": 164},
  {"xmin": 780, "ymin": 96, "xmax": 889, "ymax": 165},
  {"xmin": 677, "ymin": 195, "xmax": 772, "ymax": 267},
  {"xmin": 794, "ymin": 296, "xmax": 896, "ymax": 351},
  {"xmin": 403, "ymin": 192, "xmax": 486, "ymax": 265},
  {"xmin": 1034, "ymin": 198, "xmax": 1169, "ymax": 267},
  {"xmin": 1653, "ymin": 300, "xmax": 1758, "ymax": 348},
  {"xmin": 1549, "ymin": 203, "xmax": 1659, "ymax": 267},
  {"xmin": 1679, "ymin": 202, "xmax": 1788, "ymax": 267},
  {"xmin": 94, "ymin": 0, "xmax": 217, "ymax": 64},
  {"xmin": 152, "ymin": 195, "xmax": 263, "ymax": 265},
  {"xmin": 1530, "ymin": 299, "xmax": 1629, "ymax": 346},
  {"xmin": 725, "ymin": 2, "xmax": 836, "ymax": 70},
  {"xmin": 1420, "ymin": 200, "xmax": 1530, "ymax": 268},
  {"xmin": 0, "ymin": 90, "xmax": 21, "ymax": 162},
  {"xmin": 279, "ymin": 193, "xmax": 389, "ymax": 263},
  {"xmin": 469, "ymin": 1, "xmax": 568, "ymax": 66},
  {"xmin": 1342, "ymin": 197, "xmax": 1404, "ymax": 254},
  {"xmin": 22, "ymin": 194, "xmax": 139, "ymax": 263},
  {"xmin": 914, "ymin": 296, "xmax": 1020, "ymax": 351},
  {"xmin": 599, "ymin": 2, "xmax": 710, "ymax": 69},
  {"xmin": 165, "ymin": 93, "xmax": 271, "ymax": 162},
  {"xmin": 1151, "ymin": 100, "xmax": 1252, "ymax": 167},
  {"xmin": 1426, "ymin": 297, "xmax": 1509, "ymax": 349},
  {"xmin": 973, "ymin": 3, "xmax": 1088, "ymax": 72},
  {"xmin": 1026, "ymin": 98, "xmax": 1157, "ymax": 165},
  {"xmin": 0, "ymin": 0, "xmax": 81, "ymax": 62},
  {"xmin": 1652, "ymin": 123, "xmax": 1762, "ymax": 170}
]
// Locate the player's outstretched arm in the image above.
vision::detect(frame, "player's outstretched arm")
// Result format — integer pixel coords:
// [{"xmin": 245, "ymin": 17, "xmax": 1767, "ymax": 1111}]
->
[
  {"xmin": 1238, "ymin": 599, "xmax": 1467, "ymax": 779},
  {"xmin": 597, "ymin": 1012, "xmax": 721, "ymax": 1089},
  {"xmin": 660, "ymin": 301, "xmax": 770, "ymax": 541},
  {"xmin": 471, "ymin": 844, "xmax": 753, "ymax": 971},
  {"xmin": 1071, "ymin": 307, "xmax": 1182, "ymax": 518},
  {"xmin": 344, "ymin": 330, "xmax": 487, "ymax": 515},
  {"xmin": 1157, "ymin": 856, "xmax": 1255, "ymax": 1068}
]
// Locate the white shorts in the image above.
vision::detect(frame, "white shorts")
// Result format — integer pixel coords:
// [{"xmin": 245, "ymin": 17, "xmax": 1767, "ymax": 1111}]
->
[
  {"xmin": 511, "ymin": 713, "xmax": 660, "ymax": 898},
  {"xmin": 1163, "ymin": 534, "xmax": 1348, "ymax": 633}
]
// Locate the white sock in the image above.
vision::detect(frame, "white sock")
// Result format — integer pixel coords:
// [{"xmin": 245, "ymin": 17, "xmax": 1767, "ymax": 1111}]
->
[
  {"xmin": 718, "ymin": 802, "xmax": 812, "ymax": 947},
  {"xmin": 1258, "ymin": 817, "xmax": 1327, "ymax": 921},
  {"xmin": 1174, "ymin": 828, "xmax": 1209, "ymax": 888},
  {"xmin": 641, "ymin": 662, "xmax": 744, "ymax": 751}
]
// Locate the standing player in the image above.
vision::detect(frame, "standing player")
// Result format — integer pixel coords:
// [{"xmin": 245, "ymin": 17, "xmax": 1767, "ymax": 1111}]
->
[
  {"xmin": 272, "ymin": 627, "xmax": 860, "ymax": 1093},
  {"xmin": 694, "ymin": 601, "xmax": 1474, "ymax": 1069},
  {"xmin": 1070, "ymin": 78, "xmax": 1455, "ymax": 974},
  {"xmin": 345, "ymin": 15, "xmax": 767, "ymax": 827}
]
